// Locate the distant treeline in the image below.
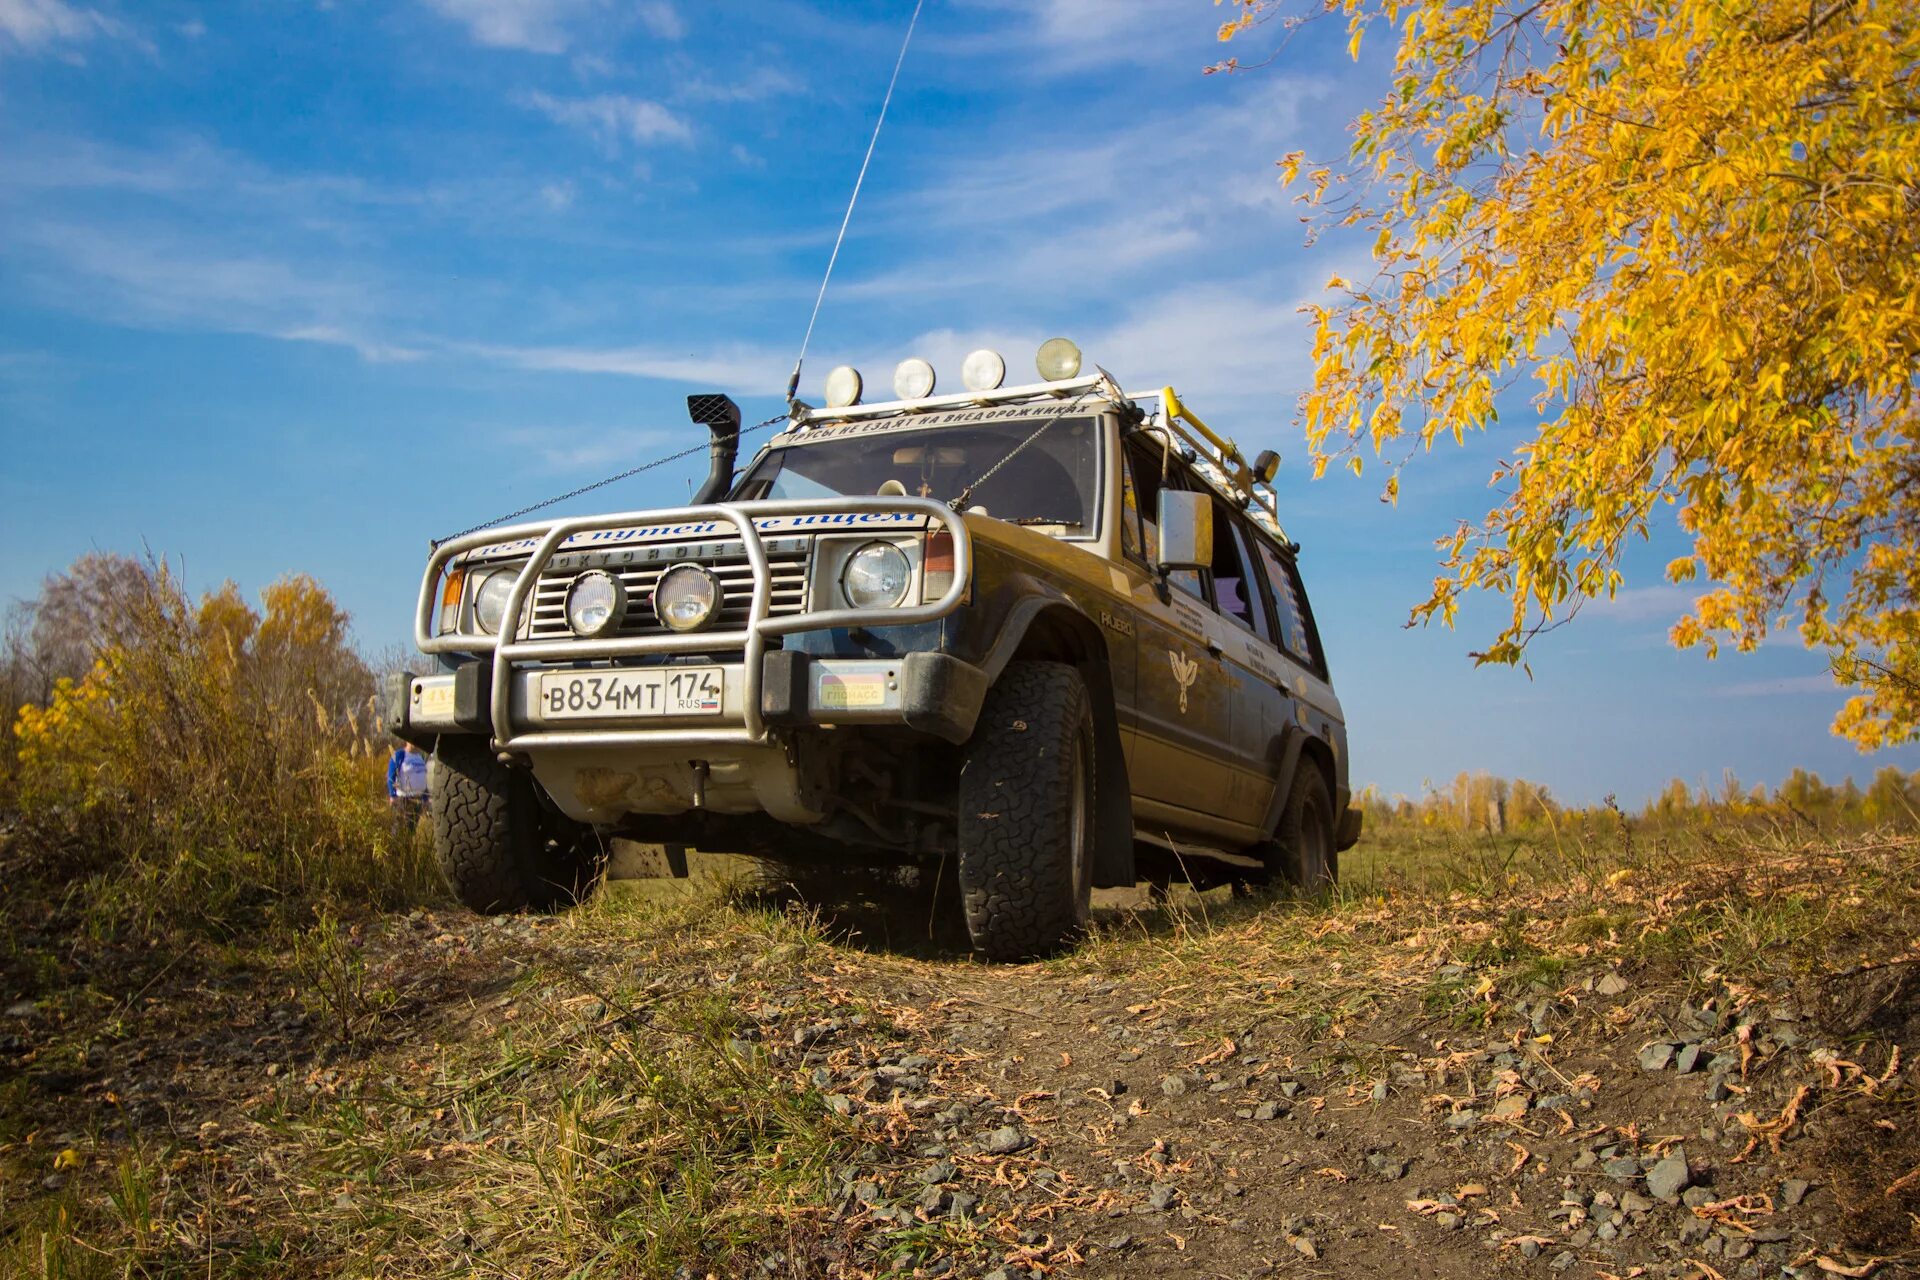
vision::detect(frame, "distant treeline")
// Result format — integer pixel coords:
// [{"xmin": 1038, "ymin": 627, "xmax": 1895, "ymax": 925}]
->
[{"xmin": 1356, "ymin": 767, "xmax": 1920, "ymax": 837}]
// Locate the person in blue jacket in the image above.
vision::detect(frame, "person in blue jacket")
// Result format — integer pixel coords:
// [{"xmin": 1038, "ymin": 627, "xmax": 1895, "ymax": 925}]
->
[{"xmin": 387, "ymin": 741, "xmax": 429, "ymax": 823}]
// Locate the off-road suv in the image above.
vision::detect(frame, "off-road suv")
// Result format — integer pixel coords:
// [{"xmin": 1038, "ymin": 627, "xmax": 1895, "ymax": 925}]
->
[{"xmin": 389, "ymin": 342, "xmax": 1360, "ymax": 959}]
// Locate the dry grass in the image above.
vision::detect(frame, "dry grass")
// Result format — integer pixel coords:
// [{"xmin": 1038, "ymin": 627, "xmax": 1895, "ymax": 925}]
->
[
  {"xmin": 1067, "ymin": 825, "xmax": 1920, "ymax": 1062},
  {"xmin": 6, "ymin": 806, "xmax": 1918, "ymax": 1275}
]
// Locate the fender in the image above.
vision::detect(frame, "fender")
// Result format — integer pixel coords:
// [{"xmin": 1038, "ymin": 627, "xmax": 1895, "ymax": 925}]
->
[
  {"xmin": 1258, "ymin": 724, "xmax": 1309, "ymax": 842},
  {"xmin": 967, "ymin": 576, "xmax": 1136, "ymax": 890},
  {"xmin": 1258, "ymin": 723, "xmax": 1352, "ymax": 850}
]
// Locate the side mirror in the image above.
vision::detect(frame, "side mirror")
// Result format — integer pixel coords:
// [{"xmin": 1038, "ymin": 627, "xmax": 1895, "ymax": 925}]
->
[{"xmin": 1156, "ymin": 490, "xmax": 1212, "ymax": 572}]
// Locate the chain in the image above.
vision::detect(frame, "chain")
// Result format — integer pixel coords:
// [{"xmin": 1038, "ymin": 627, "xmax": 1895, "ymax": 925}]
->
[
  {"xmin": 947, "ymin": 380, "xmax": 1113, "ymax": 513},
  {"xmin": 433, "ymin": 413, "xmax": 784, "ymax": 547}
]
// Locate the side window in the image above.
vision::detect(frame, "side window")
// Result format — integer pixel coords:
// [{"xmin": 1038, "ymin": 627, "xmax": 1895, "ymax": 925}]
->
[
  {"xmin": 1124, "ymin": 436, "xmax": 1205, "ymax": 601},
  {"xmin": 1254, "ymin": 538, "xmax": 1320, "ymax": 669},
  {"xmin": 1222, "ymin": 518, "xmax": 1275, "ymax": 644}
]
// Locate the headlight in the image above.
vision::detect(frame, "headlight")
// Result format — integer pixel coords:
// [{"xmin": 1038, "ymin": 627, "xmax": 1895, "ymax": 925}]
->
[
  {"xmin": 473, "ymin": 570, "xmax": 515, "ymax": 635},
  {"xmin": 841, "ymin": 542, "xmax": 912, "ymax": 609},
  {"xmin": 565, "ymin": 570, "xmax": 626, "ymax": 638},
  {"xmin": 653, "ymin": 564, "xmax": 721, "ymax": 632}
]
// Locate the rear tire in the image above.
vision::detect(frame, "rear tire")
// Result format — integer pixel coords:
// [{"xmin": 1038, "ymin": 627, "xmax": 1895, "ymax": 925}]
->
[
  {"xmin": 1269, "ymin": 764, "xmax": 1336, "ymax": 896},
  {"xmin": 430, "ymin": 737, "xmax": 597, "ymax": 913},
  {"xmin": 957, "ymin": 661, "xmax": 1096, "ymax": 961}
]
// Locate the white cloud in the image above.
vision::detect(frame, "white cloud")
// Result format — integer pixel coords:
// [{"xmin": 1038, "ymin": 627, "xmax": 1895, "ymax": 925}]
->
[
  {"xmin": 424, "ymin": 0, "xmax": 574, "ymax": 53},
  {"xmin": 518, "ymin": 90, "xmax": 691, "ymax": 149},
  {"xmin": 471, "ymin": 340, "xmax": 790, "ymax": 395},
  {"xmin": 941, "ymin": 0, "xmax": 1207, "ymax": 72},
  {"xmin": 677, "ymin": 65, "xmax": 801, "ymax": 104},
  {"xmin": 1712, "ymin": 673, "xmax": 1844, "ymax": 698},
  {"xmin": 539, "ymin": 180, "xmax": 576, "ymax": 210},
  {"xmin": 635, "ymin": 1, "xmax": 682, "ymax": 41},
  {"xmin": 0, "ymin": 0, "xmax": 129, "ymax": 54},
  {"xmin": 9, "ymin": 220, "xmax": 405, "ymax": 360},
  {"xmin": 497, "ymin": 426, "xmax": 677, "ymax": 473},
  {"xmin": 278, "ymin": 325, "xmax": 425, "ymax": 364},
  {"xmin": 424, "ymin": 0, "xmax": 681, "ymax": 54},
  {"xmin": 1586, "ymin": 585, "xmax": 1699, "ymax": 623}
]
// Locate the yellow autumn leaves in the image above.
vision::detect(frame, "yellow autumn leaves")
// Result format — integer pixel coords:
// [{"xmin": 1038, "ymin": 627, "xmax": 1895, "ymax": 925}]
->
[{"xmin": 1226, "ymin": 0, "xmax": 1920, "ymax": 746}]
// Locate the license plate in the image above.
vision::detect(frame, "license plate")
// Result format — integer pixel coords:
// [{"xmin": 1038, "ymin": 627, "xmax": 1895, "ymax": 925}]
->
[{"xmin": 537, "ymin": 667, "xmax": 724, "ymax": 719}]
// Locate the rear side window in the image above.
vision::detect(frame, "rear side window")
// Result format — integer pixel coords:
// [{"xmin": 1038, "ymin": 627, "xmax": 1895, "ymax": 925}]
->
[
  {"xmin": 1221, "ymin": 518, "xmax": 1275, "ymax": 644},
  {"xmin": 1253, "ymin": 538, "xmax": 1319, "ymax": 671}
]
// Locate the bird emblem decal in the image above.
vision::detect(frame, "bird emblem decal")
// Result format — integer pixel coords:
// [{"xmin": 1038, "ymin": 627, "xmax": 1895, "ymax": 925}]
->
[{"xmin": 1168, "ymin": 648, "xmax": 1200, "ymax": 714}]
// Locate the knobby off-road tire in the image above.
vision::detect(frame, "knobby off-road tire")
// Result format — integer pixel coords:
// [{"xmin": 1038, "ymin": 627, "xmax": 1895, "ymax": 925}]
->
[
  {"xmin": 430, "ymin": 737, "xmax": 596, "ymax": 914},
  {"xmin": 1270, "ymin": 764, "xmax": 1336, "ymax": 897},
  {"xmin": 957, "ymin": 661, "xmax": 1096, "ymax": 961}
]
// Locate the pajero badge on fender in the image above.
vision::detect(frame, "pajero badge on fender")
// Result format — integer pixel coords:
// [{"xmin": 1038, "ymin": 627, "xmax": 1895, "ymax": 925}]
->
[{"xmin": 404, "ymin": 346, "xmax": 1359, "ymax": 963}]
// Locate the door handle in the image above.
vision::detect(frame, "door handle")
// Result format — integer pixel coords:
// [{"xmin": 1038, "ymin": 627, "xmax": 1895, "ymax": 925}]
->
[{"xmin": 1206, "ymin": 640, "xmax": 1225, "ymax": 658}]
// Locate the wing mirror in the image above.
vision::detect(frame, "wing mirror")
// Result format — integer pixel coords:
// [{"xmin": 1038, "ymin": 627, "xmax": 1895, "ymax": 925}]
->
[{"xmin": 1156, "ymin": 490, "xmax": 1212, "ymax": 572}]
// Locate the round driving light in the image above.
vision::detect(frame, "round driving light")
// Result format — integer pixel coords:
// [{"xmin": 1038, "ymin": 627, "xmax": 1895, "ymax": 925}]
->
[
  {"xmin": 961, "ymin": 348, "xmax": 1007, "ymax": 392},
  {"xmin": 564, "ymin": 570, "xmax": 626, "ymax": 638},
  {"xmin": 841, "ymin": 542, "xmax": 912, "ymax": 609},
  {"xmin": 892, "ymin": 357, "xmax": 936, "ymax": 400},
  {"xmin": 824, "ymin": 364, "xmax": 863, "ymax": 408},
  {"xmin": 473, "ymin": 570, "xmax": 515, "ymax": 635},
  {"xmin": 653, "ymin": 563, "xmax": 722, "ymax": 632},
  {"xmin": 1036, "ymin": 337, "xmax": 1082, "ymax": 381}
]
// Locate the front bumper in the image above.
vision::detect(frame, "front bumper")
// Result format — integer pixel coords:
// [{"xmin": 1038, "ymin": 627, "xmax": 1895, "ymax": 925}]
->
[
  {"xmin": 389, "ymin": 651, "xmax": 989, "ymax": 748},
  {"xmin": 411, "ymin": 496, "xmax": 974, "ymax": 756}
]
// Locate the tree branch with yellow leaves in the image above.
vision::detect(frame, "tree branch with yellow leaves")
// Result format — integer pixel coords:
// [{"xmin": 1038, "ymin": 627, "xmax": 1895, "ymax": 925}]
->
[{"xmin": 1218, "ymin": 0, "xmax": 1920, "ymax": 746}]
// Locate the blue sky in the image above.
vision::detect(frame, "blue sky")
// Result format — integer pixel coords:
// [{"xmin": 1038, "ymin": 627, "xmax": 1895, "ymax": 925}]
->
[{"xmin": 2, "ymin": 0, "xmax": 1913, "ymax": 805}]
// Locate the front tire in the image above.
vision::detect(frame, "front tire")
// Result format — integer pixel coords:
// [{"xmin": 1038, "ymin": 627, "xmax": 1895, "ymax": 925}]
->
[
  {"xmin": 957, "ymin": 662, "xmax": 1096, "ymax": 961},
  {"xmin": 430, "ymin": 737, "xmax": 597, "ymax": 913}
]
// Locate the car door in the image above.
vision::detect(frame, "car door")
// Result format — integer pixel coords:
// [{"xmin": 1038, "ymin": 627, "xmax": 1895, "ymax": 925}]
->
[
  {"xmin": 1210, "ymin": 510, "xmax": 1292, "ymax": 827},
  {"xmin": 1249, "ymin": 533, "xmax": 1346, "ymax": 791},
  {"xmin": 1113, "ymin": 443, "xmax": 1240, "ymax": 830}
]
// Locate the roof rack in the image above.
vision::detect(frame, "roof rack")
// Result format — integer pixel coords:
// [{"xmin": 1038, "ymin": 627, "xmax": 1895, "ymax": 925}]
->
[
  {"xmin": 791, "ymin": 373, "xmax": 1108, "ymax": 425},
  {"xmin": 1129, "ymin": 386, "xmax": 1290, "ymax": 547},
  {"xmin": 787, "ymin": 370, "xmax": 1291, "ymax": 547}
]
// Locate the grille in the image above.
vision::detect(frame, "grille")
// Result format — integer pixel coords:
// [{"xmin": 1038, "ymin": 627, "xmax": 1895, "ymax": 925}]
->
[{"xmin": 526, "ymin": 538, "xmax": 811, "ymax": 642}]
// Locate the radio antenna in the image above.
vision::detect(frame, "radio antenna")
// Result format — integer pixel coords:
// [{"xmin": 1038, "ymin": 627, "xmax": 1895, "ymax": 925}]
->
[{"xmin": 785, "ymin": 0, "xmax": 926, "ymax": 408}]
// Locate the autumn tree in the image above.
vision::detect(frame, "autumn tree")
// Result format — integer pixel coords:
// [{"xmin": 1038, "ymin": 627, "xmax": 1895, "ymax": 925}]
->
[
  {"xmin": 1217, "ymin": 0, "xmax": 1920, "ymax": 746},
  {"xmin": 7, "ymin": 552, "xmax": 160, "ymax": 700}
]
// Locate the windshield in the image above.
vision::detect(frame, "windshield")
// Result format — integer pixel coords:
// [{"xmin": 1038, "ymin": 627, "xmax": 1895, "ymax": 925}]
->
[{"xmin": 732, "ymin": 417, "xmax": 1102, "ymax": 532}]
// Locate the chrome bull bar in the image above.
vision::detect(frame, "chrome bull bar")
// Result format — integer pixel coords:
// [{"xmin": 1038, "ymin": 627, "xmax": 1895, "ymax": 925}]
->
[{"xmin": 414, "ymin": 497, "xmax": 973, "ymax": 752}]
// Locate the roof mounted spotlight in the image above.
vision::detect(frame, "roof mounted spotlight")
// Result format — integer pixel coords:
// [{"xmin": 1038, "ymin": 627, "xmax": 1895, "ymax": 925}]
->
[
  {"xmin": 1253, "ymin": 450, "xmax": 1280, "ymax": 484},
  {"xmin": 893, "ymin": 357, "xmax": 936, "ymax": 400},
  {"xmin": 824, "ymin": 365, "xmax": 863, "ymax": 409},
  {"xmin": 961, "ymin": 348, "xmax": 1007, "ymax": 393},
  {"xmin": 1036, "ymin": 337, "xmax": 1082, "ymax": 381}
]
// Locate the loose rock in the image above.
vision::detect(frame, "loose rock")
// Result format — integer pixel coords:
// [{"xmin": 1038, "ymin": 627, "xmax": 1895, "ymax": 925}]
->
[
  {"xmin": 983, "ymin": 1126, "xmax": 1032, "ymax": 1156},
  {"xmin": 1646, "ymin": 1151, "xmax": 1692, "ymax": 1202}
]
